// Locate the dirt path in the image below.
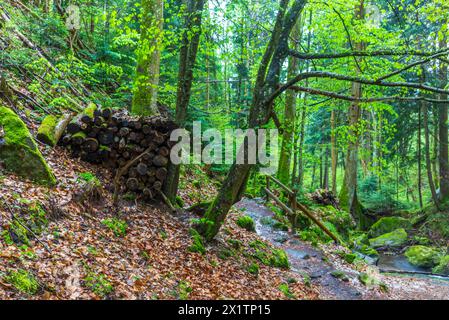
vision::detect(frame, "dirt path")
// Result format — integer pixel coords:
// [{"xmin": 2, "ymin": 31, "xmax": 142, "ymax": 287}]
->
[{"xmin": 235, "ymin": 198, "xmax": 449, "ymax": 300}]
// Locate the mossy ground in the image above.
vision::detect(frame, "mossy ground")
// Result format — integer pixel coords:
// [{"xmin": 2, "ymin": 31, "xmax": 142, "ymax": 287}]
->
[{"xmin": 3, "ymin": 269, "xmax": 39, "ymax": 295}]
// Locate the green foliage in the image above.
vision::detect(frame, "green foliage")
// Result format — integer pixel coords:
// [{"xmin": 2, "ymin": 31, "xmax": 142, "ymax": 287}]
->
[
  {"xmin": 177, "ymin": 280, "xmax": 193, "ymax": 300},
  {"xmin": 298, "ymin": 221, "xmax": 342, "ymax": 245},
  {"xmin": 331, "ymin": 270, "xmax": 349, "ymax": 282},
  {"xmin": 246, "ymin": 262, "xmax": 260, "ymax": 276},
  {"xmin": 359, "ymin": 177, "xmax": 411, "ymax": 213},
  {"xmin": 236, "ymin": 216, "xmax": 255, "ymax": 232},
  {"xmin": 278, "ymin": 283, "xmax": 295, "ymax": 299},
  {"xmin": 4, "ymin": 269, "xmax": 39, "ymax": 295},
  {"xmin": 84, "ymin": 272, "xmax": 114, "ymax": 298},
  {"xmin": 188, "ymin": 229, "xmax": 206, "ymax": 255},
  {"xmin": 2, "ymin": 201, "xmax": 48, "ymax": 246},
  {"xmin": 77, "ymin": 172, "xmax": 98, "ymax": 183},
  {"xmin": 101, "ymin": 218, "xmax": 128, "ymax": 237},
  {"xmin": 175, "ymin": 196, "xmax": 185, "ymax": 208},
  {"xmin": 248, "ymin": 240, "xmax": 289, "ymax": 268}
]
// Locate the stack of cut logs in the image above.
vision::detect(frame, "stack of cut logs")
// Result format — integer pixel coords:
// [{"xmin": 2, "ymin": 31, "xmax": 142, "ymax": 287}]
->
[{"xmin": 44, "ymin": 105, "xmax": 178, "ymax": 200}]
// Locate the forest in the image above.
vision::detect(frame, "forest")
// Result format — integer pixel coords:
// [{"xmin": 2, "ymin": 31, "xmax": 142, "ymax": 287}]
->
[{"xmin": 1, "ymin": 0, "xmax": 449, "ymax": 302}]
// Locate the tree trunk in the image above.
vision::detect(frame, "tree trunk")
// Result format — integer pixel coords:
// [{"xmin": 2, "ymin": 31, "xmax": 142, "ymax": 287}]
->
[
  {"xmin": 423, "ymin": 95, "xmax": 440, "ymax": 209},
  {"xmin": 438, "ymin": 29, "xmax": 449, "ymax": 201},
  {"xmin": 418, "ymin": 102, "xmax": 423, "ymax": 209},
  {"xmin": 163, "ymin": 0, "xmax": 206, "ymax": 202},
  {"xmin": 331, "ymin": 109, "xmax": 338, "ymax": 194},
  {"xmin": 339, "ymin": 0, "xmax": 366, "ymax": 228},
  {"xmin": 131, "ymin": 0, "xmax": 163, "ymax": 116},
  {"xmin": 277, "ymin": 19, "xmax": 301, "ymax": 185}
]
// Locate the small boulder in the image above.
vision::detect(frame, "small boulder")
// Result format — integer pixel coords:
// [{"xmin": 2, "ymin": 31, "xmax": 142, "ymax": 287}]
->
[
  {"xmin": 368, "ymin": 216, "xmax": 411, "ymax": 238},
  {"xmin": 368, "ymin": 228, "xmax": 408, "ymax": 248},
  {"xmin": 0, "ymin": 106, "xmax": 56, "ymax": 185},
  {"xmin": 405, "ymin": 245, "xmax": 442, "ymax": 268}
]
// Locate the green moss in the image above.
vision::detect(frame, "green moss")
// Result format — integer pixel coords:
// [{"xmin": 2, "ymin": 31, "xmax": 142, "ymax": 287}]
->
[
  {"xmin": 175, "ymin": 195, "xmax": 185, "ymax": 208},
  {"xmin": 236, "ymin": 215, "xmax": 255, "ymax": 232},
  {"xmin": 344, "ymin": 253, "xmax": 357, "ymax": 264},
  {"xmin": 331, "ymin": 270, "xmax": 349, "ymax": 282},
  {"xmin": 4, "ymin": 269, "xmax": 39, "ymax": 295},
  {"xmin": 0, "ymin": 106, "xmax": 56, "ymax": 185},
  {"xmin": 188, "ymin": 228, "xmax": 206, "ymax": 255},
  {"xmin": 432, "ymin": 256, "xmax": 449, "ymax": 275},
  {"xmin": 404, "ymin": 245, "xmax": 442, "ymax": 268},
  {"xmin": 246, "ymin": 262, "xmax": 259, "ymax": 275},
  {"xmin": 84, "ymin": 102, "xmax": 97, "ymax": 118},
  {"xmin": 177, "ymin": 280, "xmax": 192, "ymax": 300},
  {"xmin": 3, "ymin": 201, "xmax": 48, "ymax": 246},
  {"xmin": 101, "ymin": 218, "xmax": 128, "ymax": 237},
  {"xmin": 368, "ymin": 216, "xmax": 411, "ymax": 238},
  {"xmin": 36, "ymin": 115, "xmax": 58, "ymax": 146},
  {"xmin": 248, "ymin": 240, "xmax": 289, "ymax": 268},
  {"xmin": 72, "ymin": 131, "xmax": 87, "ymax": 140},
  {"xmin": 84, "ymin": 271, "xmax": 113, "ymax": 298},
  {"xmin": 368, "ymin": 228, "xmax": 408, "ymax": 248},
  {"xmin": 278, "ymin": 283, "xmax": 295, "ymax": 299},
  {"xmin": 227, "ymin": 239, "xmax": 243, "ymax": 250}
]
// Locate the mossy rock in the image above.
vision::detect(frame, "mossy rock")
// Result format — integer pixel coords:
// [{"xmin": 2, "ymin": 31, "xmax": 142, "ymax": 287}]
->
[
  {"xmin": 331, "ymin": 270, "xmax": 349, "ymax": 282},
  {"xmin": 368, "ymin": 228, "xmax": 408, "ymax": 248},
  {"xmin": 432, "ymin": 255, "xmax": 449, "ymax": 275},
  {"xmin": 368, "ymin": 216, "xmax": 411, "ymax": 238},
  {"xmin": 36, "ymin": 115, "xmax": 58, "ymax": 146},
  {"xmin": 404, "ymin": 245, "xmax": 442, "ymax": 268},
  {"xmin": 0, "ymin": 106, "xmax": 56, "ymax": 185}
]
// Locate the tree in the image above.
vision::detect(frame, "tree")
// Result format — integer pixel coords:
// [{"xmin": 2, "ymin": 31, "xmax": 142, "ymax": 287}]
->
[
  {"xmin": 164, "ymin": 0, "xmax": 206, "ymax": 201},
  {"xmin": 338, "ymin": 0, "xmax": 366, "ymax": 227},
  {"xmin": 438, "ymin": 24, "xmax": 449, "ymax": 201},
  {"xmin": 132, "ymin": 0, "xmax": 164, "ymax": 116},
  {"xmin": 277, "ymin": 18, "xmax": 301, "ymax": 185},
  {"xmin": 199, "ymin": 0, "xmax": 308, "ymax": 241}
]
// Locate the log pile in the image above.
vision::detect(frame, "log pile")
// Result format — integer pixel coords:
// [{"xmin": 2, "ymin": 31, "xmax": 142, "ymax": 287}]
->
[{"xmin": 58, "ymin": 106, "xmax": 178, "ymax": 200}]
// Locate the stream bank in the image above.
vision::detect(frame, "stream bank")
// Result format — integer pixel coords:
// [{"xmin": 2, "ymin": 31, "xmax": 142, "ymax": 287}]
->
[{"xmin": 235, "ymin": 197, "xmax": 449, "ymax": 300}]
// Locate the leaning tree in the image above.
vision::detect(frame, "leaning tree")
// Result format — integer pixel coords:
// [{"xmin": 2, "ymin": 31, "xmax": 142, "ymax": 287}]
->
[{"xmin": 197, "ymin": 0, "xmax": 449, "ymax": 241}]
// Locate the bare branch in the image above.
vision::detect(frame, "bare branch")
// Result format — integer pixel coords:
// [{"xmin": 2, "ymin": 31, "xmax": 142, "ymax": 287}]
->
[
  {"xmin": 286, "ymin": 85, "xmax": 448, "ymax": 104},
  {"xmin": 377, "ymin": 50, "xmax": 449, "ymax": 81},
  {"xmin": 288, "ymin": 48, "xmax": 449, "ymax": 60},
  {"xmin": 267, "ymin": 71, "xmax": 449, "ymax": 104}
]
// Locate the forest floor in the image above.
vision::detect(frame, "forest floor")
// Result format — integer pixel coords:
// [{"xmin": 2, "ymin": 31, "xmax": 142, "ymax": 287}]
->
[
  {"xmin": 0, "ymin": 145, "xmax": 319, "ymax": 300},
  {"xmin": 1, "ymin": 133, "xmax": 448, "ymax": 299}
]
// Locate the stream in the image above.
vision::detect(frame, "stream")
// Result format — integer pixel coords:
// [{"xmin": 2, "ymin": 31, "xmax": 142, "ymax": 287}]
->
[
  {"xmin": 235, "ymin": 198, "xmax": 365, "ymax": 300},
  {"xmin": 235, "ymin": 197, "xmax": 449, "ymax": 300}
]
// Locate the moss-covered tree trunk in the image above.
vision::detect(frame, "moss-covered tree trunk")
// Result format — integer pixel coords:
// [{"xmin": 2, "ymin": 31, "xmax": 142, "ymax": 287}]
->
[
  {"xmin": 331, "ymin": 109, "xmax": 338, "ymax": 194},
  {"xmin": 438, "ymin": 28, "xmax": 449, "ymax": 201},
  {"xmin": 132, "ymin": 0, "xmax": 163, "ymax": 116},
  {"xmin": 339, "ymin": 0, "xmax": 366, "ymax": 228},
  {"xmin": 277, "ymin": 20, "xmax": 301, "ymax": 185}
]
